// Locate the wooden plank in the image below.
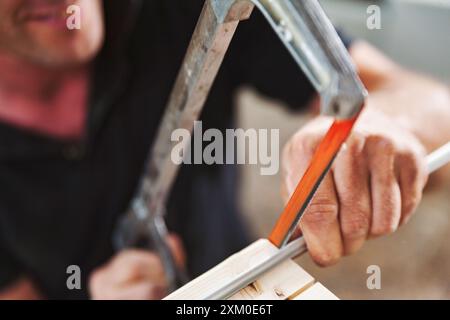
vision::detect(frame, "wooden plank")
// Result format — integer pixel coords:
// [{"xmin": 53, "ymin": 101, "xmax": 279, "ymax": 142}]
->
[
  {"xmin": 165, "ymin": 239, "xmax": 314, "ymax": 300},
  {"xmin": 229, "ymin": 259, "xmax": 314, "ymax": 300},
  {"xmin": 292, "ymin": 282, "xmax": 339, "ymax": 300},
  {"xmin": 165, "ymin": 239, "xmax": 277, "ymax": 300}
]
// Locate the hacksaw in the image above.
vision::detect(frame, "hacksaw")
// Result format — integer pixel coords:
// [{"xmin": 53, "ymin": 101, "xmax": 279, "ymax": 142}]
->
[
  {"xmin": 114, "ymin": 0, "xmax": 367, "ymax": 292},
  {"xmin": 113, "ymin": 0, "xmax": 373, "ymax": 292}
]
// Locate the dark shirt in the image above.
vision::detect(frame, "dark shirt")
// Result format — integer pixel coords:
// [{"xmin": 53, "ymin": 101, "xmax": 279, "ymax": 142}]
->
[{"xmin": 0, "ymin": 0, "xmax": 345, "ymax": 299}]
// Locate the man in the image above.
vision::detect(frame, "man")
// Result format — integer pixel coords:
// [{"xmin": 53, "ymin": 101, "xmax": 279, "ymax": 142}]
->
[{"xmin": 0, "ymin": 0, "xmax": 449, "ymax": 300}]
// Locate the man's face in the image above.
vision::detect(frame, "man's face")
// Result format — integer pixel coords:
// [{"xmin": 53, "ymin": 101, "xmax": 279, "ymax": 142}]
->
[{"xmin": 0, "ymin": 0, "xmax": 104, "ymax": 69}]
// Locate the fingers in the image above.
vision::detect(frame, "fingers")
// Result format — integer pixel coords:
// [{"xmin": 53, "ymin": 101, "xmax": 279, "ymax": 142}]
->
[
  {"xmin": 111, "ymin": 282, "xmax": 167, "ymax": 300},
  {"xmin": 395, "ymin": 150, "xmax": 428, "ymax": 225},
  {"xmin": 365, "ymin": 137, "xmax": 402, "ymax": 237},
  {"xmin": 108, "ymin": 249, "xmax": 166, "ymax": 285},
  {"xmin": 104, "ymin": 233, "xmax": 185, "ymax": 283},
  {"xmin": 282, "ymin": 120, "xmax": 428, "ymax": 267},
  {"xmin": 91, "ymin": 277, "xmax": 166, "ymax": 300},
  {"xmin": 89, "ymin": 234, "xmax": 186, "ymax": 300},
  {"xmin": 282, "ymin": 127, "xmax": 343, "ymax": 266},
  {"xmin": 333, "ymin": 135, "xmax": 371, "ymax": 255},
  {"xmin": 89, "ymin": 249, "xmax": 167, "ymax": 299},
  {"xmin": 281, "ymin": 129, "xmax": 324, "ymax": 203},
  {"xmin": 299, "ymin": 173, "xmax": 344, "ymax": 267}
]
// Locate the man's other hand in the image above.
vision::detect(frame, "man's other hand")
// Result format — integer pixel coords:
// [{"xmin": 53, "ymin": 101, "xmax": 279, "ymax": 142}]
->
[{"xmin": 89, "ymin": 234, "xmax": 185, "ymax": 300}]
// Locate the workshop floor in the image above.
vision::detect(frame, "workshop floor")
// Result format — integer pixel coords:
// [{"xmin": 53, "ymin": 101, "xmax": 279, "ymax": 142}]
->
[{"xmin": 237, "ymin": 88, "xmax": 450, "ymax": 299}]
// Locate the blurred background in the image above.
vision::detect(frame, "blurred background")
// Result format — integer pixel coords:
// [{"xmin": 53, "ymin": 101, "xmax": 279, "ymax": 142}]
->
[{"xmin": 236, "ymin": 0, "xmax": 450, "ymax": 299}]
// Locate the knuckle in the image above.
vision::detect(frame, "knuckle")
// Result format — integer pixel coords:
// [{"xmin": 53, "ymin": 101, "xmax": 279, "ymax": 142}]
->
[
  {"xmin": 342, "ymin": 212, "xmax": 370, "ymax": 240},
  {"xmin": 366, "ymin": 134, "xmax": 395, "ymax": 154},
  {"xmin": 303, "ymin": 198, "xmax": 339, "ymax": 226}
]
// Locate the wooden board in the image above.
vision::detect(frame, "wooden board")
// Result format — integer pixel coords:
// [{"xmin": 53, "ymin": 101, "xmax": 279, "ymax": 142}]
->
[
  {"xmin": 229, "ymin": 258, "xmax": 314, "ymax": 300},
  {"xmin": 165, "ymin": 239, "xmax": 338, "ymax": 300},
  {"xmin": 292, "ymin": 282, "xmax": 338, "ymax": 300}
]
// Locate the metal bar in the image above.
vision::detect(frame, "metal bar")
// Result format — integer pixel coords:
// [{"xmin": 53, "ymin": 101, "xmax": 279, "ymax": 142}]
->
[
  {"xmin": 114, "ymin": 0, "xmax": 254, "ymax": 291},
  {"xmin": 204, "ymin": 237, "xmax": 307, "ymax": 300},
  {"xmin": 116, "ymin": 0, "xmax": 368, "ymax": 251},
  {"xmin": 114, "ymin": 0, "xmax": 368, "ymax": 291},
  {"xmin": 251, "ymin": 0, "xmax": 367, "ymax": 119},
  {"xmin": 427, "ymin": 141, "xmax": 450, "ymax": 173},
  {"xmin": 140, "ymin": 0, "xmax": 254, "ymax": 216}
]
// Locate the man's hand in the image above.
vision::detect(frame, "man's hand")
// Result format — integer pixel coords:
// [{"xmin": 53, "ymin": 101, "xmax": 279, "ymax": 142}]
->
[
  {"xmin": 282, "ymin": 109, "xmax": 428, "ymax": 266},
  {"xmin": 89, "ymin": 234, "xmax": 185, "ymax": 300},
  {"xmin": 281, "ymin": 41, "xmax": 450, "ymax": 267}
]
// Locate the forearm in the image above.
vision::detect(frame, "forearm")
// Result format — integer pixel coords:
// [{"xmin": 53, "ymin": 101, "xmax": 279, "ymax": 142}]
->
[
  {"xmin": 377, "ymin": 73, "xmax": 450, "ymax": 153},
  {"xmin": 350, "ymin": 41, "xmax": 450, "ymax": 153}
]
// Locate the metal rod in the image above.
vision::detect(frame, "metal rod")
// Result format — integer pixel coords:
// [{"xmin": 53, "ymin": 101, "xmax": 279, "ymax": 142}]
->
[
  {"xmin": 113, "ymin": 0, "xmax": 254, "ymax": 291},
  {"xmin": 114, "ymin": 0, "xmax": 254, "ymax": 249},
  {"xmin": 251, "ymin": 0, "xmax": 367, "ymax": 119},
  {"xmin": 204, "ymin": 237, "xmax": 307, "ymax": 300},
  {"xmin": 115, "ymin": 0, "xmax": 367, "ymax": 291},
  {"xmin": 138, "ymin": 1, "xmax": 254, "ymax": 212},
  {"xmin": 427, "ymin": 141, "xmax": 450, "ymax": 173}
]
